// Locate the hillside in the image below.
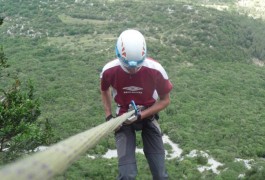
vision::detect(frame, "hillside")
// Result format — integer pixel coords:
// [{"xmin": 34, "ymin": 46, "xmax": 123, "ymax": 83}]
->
[{"xmin": 0, "ymin": 0, "xmax": 265, "ymax": 179}]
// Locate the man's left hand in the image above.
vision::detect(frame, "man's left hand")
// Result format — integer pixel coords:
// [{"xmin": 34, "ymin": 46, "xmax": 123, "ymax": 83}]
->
[{"xmin": 124, "ymin": 112, "xmax": 141, "ymax": 124}]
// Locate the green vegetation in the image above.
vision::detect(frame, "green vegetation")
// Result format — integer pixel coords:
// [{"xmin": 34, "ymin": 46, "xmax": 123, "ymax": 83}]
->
[
  {"xmin": 0, "ymin": 17, "xmax": 53, "ymax": 164},
  {"xmin": 0, "ymin": 0, "xmax": 265, "ymax": 179}
]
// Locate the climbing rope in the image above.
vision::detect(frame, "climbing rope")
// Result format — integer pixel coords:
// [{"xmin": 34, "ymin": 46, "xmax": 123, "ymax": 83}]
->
[{"xmin": 0, "ymin": 110, "xmax": 134, "ymax": 180}]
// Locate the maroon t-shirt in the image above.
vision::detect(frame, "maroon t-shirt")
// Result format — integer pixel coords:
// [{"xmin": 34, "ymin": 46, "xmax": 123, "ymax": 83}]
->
[{"xmin": 100, "ymin": 58, "xmax": 173, "ymax": 115}]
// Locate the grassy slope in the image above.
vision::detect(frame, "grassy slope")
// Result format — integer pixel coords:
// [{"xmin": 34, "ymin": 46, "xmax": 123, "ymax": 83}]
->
[{"xmin": 0, "ymin": 0, "xmax": 265, "ymax": 179}]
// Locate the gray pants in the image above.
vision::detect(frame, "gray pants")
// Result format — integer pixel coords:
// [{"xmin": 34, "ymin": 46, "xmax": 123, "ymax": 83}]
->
[{"xmin": 115, "ymin": 118, "xmax": 168, "ymax": 180}]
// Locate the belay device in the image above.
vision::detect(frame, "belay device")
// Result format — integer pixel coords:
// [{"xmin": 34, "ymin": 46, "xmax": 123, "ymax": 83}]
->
[{"xmin": 126, "ymin": 100, "xmax": 141, "ymax": 123}]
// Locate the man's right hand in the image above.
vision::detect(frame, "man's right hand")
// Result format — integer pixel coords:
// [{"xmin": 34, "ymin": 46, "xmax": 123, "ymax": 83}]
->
[
  {"xmin": 105, "ymin": 114, "xmax": 113, "ymax": 121},
  {"xmin": 105, "ymin": 114, "xmax": 122, "ymax": 132}
]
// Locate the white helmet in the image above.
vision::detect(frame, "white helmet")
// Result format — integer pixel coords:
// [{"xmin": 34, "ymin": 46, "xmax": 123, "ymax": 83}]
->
[{"xmin": 115, "ymin": 29, "xmax": 147, "ymax": 68}]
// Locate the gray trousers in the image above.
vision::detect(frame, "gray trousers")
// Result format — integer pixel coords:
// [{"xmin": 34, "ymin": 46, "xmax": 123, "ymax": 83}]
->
[{"xmin": 115, "ymin": 118, "xmax": 168, "ymax": 180}]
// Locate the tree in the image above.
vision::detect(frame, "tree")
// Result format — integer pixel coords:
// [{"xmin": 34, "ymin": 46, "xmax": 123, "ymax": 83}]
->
[{"xmin": 0, "ymin": 17, "xmax": 53, "ymax": 163}]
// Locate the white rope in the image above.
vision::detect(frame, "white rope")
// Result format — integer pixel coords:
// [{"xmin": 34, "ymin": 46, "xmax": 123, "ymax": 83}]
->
[{"xmin": 0, "ymin": 111, "xmax": 134, "ymax": 180}]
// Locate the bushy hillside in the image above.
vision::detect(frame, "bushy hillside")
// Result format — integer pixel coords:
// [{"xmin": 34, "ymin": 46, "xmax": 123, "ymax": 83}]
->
[{"xmin": 0, "ymin": 0, "xmax": 265, "ymax": 179}]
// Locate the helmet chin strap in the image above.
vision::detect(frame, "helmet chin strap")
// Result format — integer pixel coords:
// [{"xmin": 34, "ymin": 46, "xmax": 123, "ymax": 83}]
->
[{"xmin": 120, "ymin": 63, "xmax": 142, "ymax": 74}]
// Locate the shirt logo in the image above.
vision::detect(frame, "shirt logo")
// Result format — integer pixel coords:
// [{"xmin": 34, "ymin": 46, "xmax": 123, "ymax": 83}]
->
[{"xmin": 123, "ymin": 86, "xmax": 143, "ymax": 94}]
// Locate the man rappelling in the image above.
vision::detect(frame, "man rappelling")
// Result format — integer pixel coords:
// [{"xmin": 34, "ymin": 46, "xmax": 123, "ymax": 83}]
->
[{"xmin": 100, "ymin": 29, "xmax": 173, "ymax": 180}]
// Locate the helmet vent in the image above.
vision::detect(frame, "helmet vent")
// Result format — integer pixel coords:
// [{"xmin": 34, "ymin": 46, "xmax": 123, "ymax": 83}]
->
[{"xmin": 121, "ymin": 41, "xmax": 127, "ymax": 58}]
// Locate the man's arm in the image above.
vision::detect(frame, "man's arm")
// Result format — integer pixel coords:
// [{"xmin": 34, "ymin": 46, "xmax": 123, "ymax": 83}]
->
[
  {"xmin": 140, "ymin": 93, "xmax": 170, "ymax": 119},
  {"xmin": 101, "ymin": 88, "xmax": 112, "ymax": 118}
]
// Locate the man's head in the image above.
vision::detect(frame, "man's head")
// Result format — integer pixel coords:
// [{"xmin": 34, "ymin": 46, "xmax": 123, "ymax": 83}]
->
[{"xmin": 116, "ymin": 29, "xmax": 147, "ymax": 73}]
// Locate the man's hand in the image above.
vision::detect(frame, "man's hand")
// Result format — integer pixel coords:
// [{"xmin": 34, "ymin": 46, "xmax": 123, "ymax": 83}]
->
[
  {"xmin": 124, "ymin": 113, "xmax": 141, "ymax": 125},
  {"xmin": 105, "ymin": 114, "xmax": 113, "ymax": 121},
  {"xmin": 105, "ymin": 114, "xmax": 121, "ymax": 132},
  {"xmin": 124, "ymin": 100, "xmax": 142, "ymax": 124}
]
